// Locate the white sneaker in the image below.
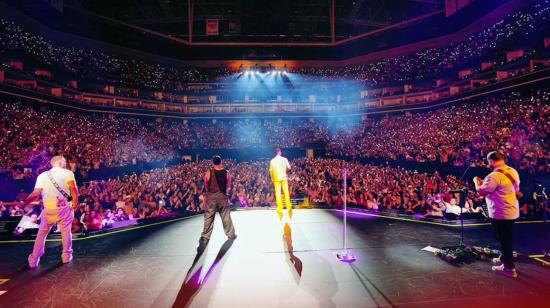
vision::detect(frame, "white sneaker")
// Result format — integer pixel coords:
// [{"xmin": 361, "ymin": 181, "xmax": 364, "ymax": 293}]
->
[
  {"xmin": 492, "ymin": 257, "xmax": 502, "ymax": 265},
  {"xmin": 62, "ymin": 255, "xmax": 73, "ymax": 264},
  {"xmin": 492, "ymin": 264, "xmax": 518, "ymax": 278},
  {"xmin": 28, "ymin": 256, "xmax": 40, "ymax": 268}
]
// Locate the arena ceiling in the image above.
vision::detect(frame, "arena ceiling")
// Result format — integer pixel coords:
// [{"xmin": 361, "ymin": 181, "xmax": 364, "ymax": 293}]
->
[
  {"xmin": 64, "ymin": 0, "xmax": 445, "ymax": 42},
  {"xmin": 4, "ymin": 0, "xmax": 508, "ymax": 60}
]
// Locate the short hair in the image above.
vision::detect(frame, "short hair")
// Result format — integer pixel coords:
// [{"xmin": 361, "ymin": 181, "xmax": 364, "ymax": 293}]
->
[
  {"xmin": 212, "ymin": 155, "xmax": 222, "ymax": 165},
  {"xmin": 50, "ymin": 156, "xmax": 66, "ymax": 166},
  {"xmin": 487, "ymin": 151, "xmax": 505, "ymax": 162},
  {"xmin": 275, "ymin": 147, "xmax": 281, "ymax": 154}
]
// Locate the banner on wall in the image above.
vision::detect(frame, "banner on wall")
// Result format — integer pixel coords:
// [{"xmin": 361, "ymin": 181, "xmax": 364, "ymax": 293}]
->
[{"xmin": 206, "ymin": 19, "xmax": 219, "ymax": 36}]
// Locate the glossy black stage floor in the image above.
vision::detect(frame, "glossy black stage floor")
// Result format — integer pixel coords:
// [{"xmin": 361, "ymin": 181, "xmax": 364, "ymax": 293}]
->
[{"xmin": 0, "ymin": 209, "xmax": 549, "ymax": 308}]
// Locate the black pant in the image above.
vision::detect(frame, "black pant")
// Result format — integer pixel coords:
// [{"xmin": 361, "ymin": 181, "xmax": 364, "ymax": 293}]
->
[
  {"xmin": 491, "ymin": 219, "xmax": 515, "ymax": 269},
  {"xmin": 201, "ymin": 192, "xmax": 235, "ymax": 241}
]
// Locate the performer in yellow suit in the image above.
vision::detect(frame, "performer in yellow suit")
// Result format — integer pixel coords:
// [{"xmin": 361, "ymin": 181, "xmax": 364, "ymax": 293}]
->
[{"xmin": 269, "ymin": 148, "xmax": 292, "ymax": 220}]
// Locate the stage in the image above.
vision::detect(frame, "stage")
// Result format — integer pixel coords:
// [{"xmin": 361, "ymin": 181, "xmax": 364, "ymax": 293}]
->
[{"xmin": 0, "ymin": 209, "xmax": 549, "ymax": 308}]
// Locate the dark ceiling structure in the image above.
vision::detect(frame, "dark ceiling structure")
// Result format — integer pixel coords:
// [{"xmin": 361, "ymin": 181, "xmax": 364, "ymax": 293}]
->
[
  {"xmin": 2, "ymin": 0, "xmax": 511, "ymax": 60},
  {"xmin": 64, "ymin": 0, "xmax": 445, "ymax": 42}
]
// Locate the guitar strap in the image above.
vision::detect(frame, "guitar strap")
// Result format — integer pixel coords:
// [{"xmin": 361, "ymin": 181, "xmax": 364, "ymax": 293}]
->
[
  {"xmin": 47, "ymin": 171, "xmax": 73, "ymax": 202},
  {"xmin": 495, "ymin": 168, "xmax": 522, "ymax": 197}
]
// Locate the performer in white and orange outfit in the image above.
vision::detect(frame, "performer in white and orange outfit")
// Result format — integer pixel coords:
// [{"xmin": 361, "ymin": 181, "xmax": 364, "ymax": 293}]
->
[
  {"xmin": 269, "ymin": 148, "xmax": 292, "ymax": 220},
  {"xmin": 24, "ymin": 156, "xmax": 79, "ymax": 267}
]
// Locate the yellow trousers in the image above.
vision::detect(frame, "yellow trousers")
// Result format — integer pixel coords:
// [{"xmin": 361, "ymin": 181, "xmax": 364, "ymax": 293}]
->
[{"xmin": 273, "ymin": 179, "xmax": 292, "ymax": 212}]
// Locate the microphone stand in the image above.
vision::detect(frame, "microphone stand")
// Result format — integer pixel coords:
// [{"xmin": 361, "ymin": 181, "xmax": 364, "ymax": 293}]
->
[
  {"xmin": 447, "ymin": 160, "xmax": 476, "ymax": 247},
  {"xmin": 458, "ymin": 160, "xmax": 474, "ymax": 182},
  {"xmin": 529, "ymin": 188, "xmax": 550, "ymax": 266},
  {"xmin": 450, "ymin": 188, "xmax": 469, "ymax": 247}
]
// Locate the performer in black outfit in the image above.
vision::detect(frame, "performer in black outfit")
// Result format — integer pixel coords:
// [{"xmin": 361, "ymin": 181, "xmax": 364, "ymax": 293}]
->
[{"xmin": 199, "ymin": 155, "xmax": 237, "ymax": 244}]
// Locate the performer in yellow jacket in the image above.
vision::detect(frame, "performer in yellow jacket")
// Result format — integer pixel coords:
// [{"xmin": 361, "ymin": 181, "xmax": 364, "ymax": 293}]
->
[{"xmin": 269, "ymin": 148, "xmax": 292, "ymax": 220}]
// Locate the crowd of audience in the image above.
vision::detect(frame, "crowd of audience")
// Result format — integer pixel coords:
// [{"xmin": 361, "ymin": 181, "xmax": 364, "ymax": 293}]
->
[
  {"xmin": 326, "ymin": 91, "xmax": 549, "ymax": 173},
  {"xmin": 0, "ymin": 90, "xmax": 547, "ymax": 181},
  {"xmin": 0, "ymin": 19, "xmax": 224, "ymax": 89},
  {"xmin": 1, "ymin": 1, "xmax": 548, "ymax": 96},
  {"xmin": 189, "ymin": 119, "xmax": 328, "ymax": 149},
  {"xmin": 8, "ymin": 155, "xmax": 544, "ymax": 235},
  {"xmin": 290, "ymin": 158, "xmax": 489, "ymax": 219},
  {"xmin": 3, "ymin": 145, "xmax": 548, "ymax": 237},
  {"xmin": 0, "ymin": 98, "xmax": 325, "ymax": 179},
  {"xmin": 294, "ymin": 2, "xmax": 548, "ymax": 83},
  {"xmin": 0, "ymin": 2, "xmax": 548, "ymax": 236},
  {"xmin": 0, "ymin": 100, "xmax": 180, "ymax": 179}
]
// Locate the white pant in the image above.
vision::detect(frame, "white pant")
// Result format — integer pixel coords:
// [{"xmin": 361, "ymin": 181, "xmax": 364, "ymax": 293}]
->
[{"xmin": 28, "ymin": 206, "xmax": 74, "ymax": 265}]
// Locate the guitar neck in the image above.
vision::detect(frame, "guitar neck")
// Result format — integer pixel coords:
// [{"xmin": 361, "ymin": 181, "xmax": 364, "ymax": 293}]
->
[
  {"xmin": 0, "ymin": 201, "xmax": 41, "ymax": 207},
  {"xmin": 447, "ymin": 176, "xmax": 477, "ymax": 194}
]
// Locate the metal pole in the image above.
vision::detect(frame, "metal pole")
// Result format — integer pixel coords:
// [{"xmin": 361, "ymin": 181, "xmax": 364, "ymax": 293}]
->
[
  {"xmin": 544, "ymin": 199, "xmax": 548, "ymax": 256},
  {"xmin": 343, "ymin": 168, "xmax": 347, "ymax": 250},
  {"xmin": 337, "ymin": 167, "xmax": 356, "ymax": 262},
  {"xmin": 460, "ymin": 203, "xmax": 464, "ymax": 246},
  {"xmin": 188, "ymin": 0, "xmax": 193, "ymax": 43},
  {"xmin": 330, "ymin": 0, "xmax": 336, "ymax": 44}
]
